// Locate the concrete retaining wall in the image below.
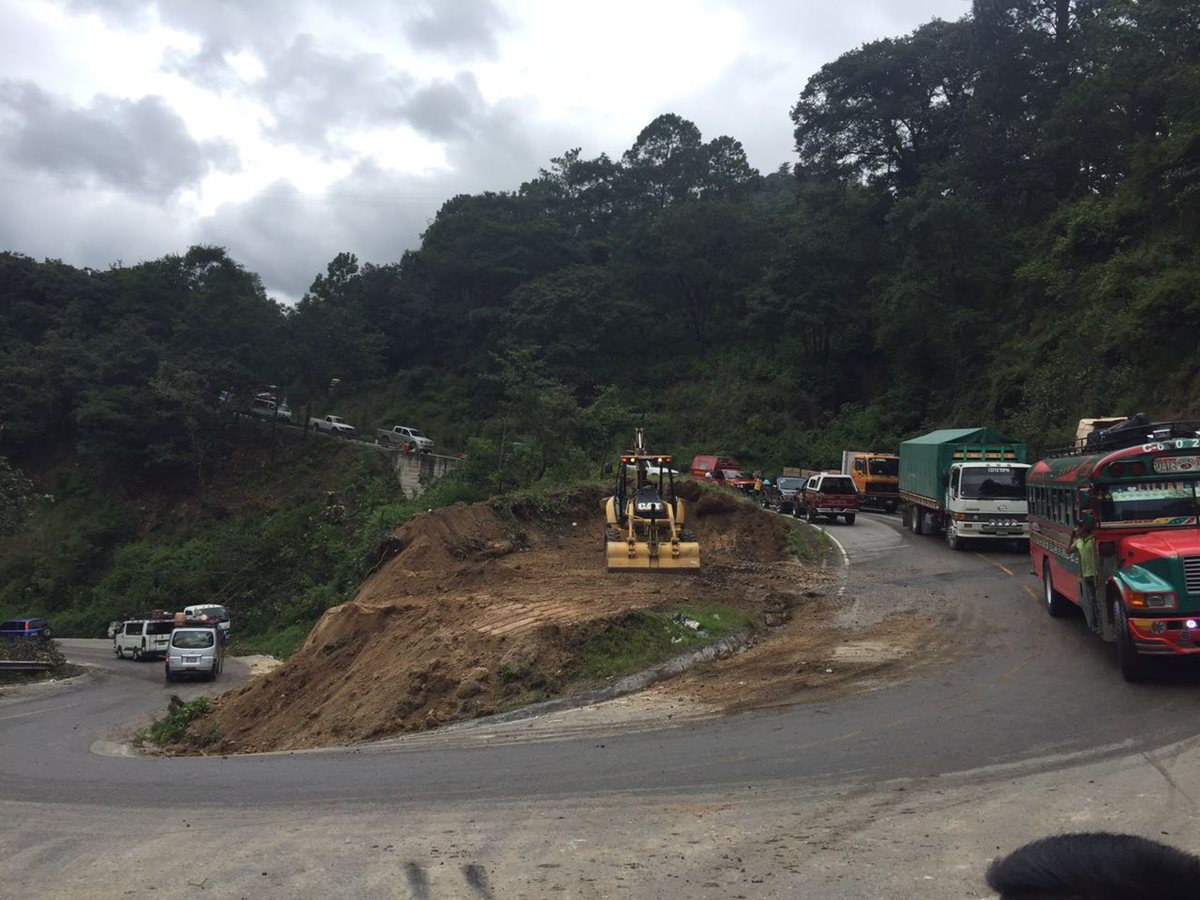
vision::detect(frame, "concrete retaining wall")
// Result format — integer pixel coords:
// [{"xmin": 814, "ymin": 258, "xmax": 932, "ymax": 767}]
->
[{"xmin": 389, "ymin": 450, "xmax": 460, "ymax": 498}]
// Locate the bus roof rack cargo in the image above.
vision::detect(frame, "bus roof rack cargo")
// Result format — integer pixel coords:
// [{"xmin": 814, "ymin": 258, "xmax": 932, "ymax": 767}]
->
[{"xmin": 1045, "ymin": 416, "xmax": 1200, "ymax": 458}]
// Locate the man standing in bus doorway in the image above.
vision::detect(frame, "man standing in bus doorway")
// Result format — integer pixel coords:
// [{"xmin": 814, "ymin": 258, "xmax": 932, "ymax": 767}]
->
[{"xmin": 1070, "ymin": 523, "xmax": 1100, "ymax": 632}]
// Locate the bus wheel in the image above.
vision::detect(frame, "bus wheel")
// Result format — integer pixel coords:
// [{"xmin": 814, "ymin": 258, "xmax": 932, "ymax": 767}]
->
[
  {"xmin": 1114, "ymin": 600, "xmax": 1149, "ymax": 682},
  {"xmin": 1042, "ymin": 566, "xmax": 1071, "ymax": 618}
]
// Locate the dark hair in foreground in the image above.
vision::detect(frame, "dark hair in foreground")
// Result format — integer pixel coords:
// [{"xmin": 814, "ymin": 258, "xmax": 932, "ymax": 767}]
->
[{"xmin": 986, "ymin": 832, "xmax": 1200, "ymax": 899}]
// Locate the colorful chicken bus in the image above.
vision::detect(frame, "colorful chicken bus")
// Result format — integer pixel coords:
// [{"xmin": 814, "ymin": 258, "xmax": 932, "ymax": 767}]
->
[{"xmin": 1028, "ymin": 423, "xmax": 1200, "ymax": 681}]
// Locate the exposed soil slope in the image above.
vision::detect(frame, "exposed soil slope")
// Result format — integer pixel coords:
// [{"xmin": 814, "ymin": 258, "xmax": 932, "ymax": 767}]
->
[{"xmin": 204, "ymin": 487, "xmax": 816, "ymax": 752}]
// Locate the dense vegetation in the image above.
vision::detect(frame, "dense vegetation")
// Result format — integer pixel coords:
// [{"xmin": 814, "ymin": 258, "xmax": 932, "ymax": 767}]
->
[{"xmin": 1, "ymin": 0, "xmax": 1197, "ymax": 640}]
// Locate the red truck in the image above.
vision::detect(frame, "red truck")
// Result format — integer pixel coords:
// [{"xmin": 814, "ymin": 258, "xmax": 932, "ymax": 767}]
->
[
  {"xmin": 689, "ymin": 455, "xmax": 756, "ymax": 493},
  {"xmin": 796, "ymin": 472, "xmax": 860, "ymax": 525}
]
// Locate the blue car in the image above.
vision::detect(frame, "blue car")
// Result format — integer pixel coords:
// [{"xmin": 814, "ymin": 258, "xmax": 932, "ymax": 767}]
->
[{"xmin": 0, "ymin": 617, "xmax": 52, "ymax": 639}]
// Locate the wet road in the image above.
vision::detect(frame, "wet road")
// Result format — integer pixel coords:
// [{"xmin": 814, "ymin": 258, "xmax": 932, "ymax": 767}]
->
[{"xmin": 3, "ymin": 511, "xmax": 1198, "ymax": 812}]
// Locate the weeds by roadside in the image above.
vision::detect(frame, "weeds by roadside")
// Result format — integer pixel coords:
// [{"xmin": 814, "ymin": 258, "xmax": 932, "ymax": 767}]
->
[
  {"xmin": 137, "ymin": 695, "xmax": 219, "ymax": 748},
  {"xmin": 574, "ymin": 604, "xmax": 753, "ymax": 682},
  {"xmin": 786, "ymin": 521, "xmax": 834, "ymax": 565}
]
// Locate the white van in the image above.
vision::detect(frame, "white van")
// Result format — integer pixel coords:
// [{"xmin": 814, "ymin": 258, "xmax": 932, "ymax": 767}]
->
[
  {"xmin": 164, "ymin": 627, "xmax": 223, "ymax": 682},
  {"xmin": 183, "ymin": 604, "xmax": 231, "ymax": 640},
  {"xmin": 113, "ymin": 619, "xmax": 175, "ymax": 660}
]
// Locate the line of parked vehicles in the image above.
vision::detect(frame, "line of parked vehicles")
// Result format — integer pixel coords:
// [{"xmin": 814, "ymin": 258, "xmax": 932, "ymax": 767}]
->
[
  {"xmin": 108, "ymin": 605, "xmax": 230, "ymax": 682},
  {"xmin": 220, "ymin": 383, "xmax": 438, "ymax": 453},
  {"xmin": 694, "ymin": 432, "xmax": 1027, "ymax": 547},
  {"xmin": 703, "ymin": 416, "xmax": 1200, "ymax": 682}
]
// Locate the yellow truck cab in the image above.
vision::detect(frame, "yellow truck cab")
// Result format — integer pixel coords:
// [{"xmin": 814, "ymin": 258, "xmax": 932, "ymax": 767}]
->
[{"xmin": 842, "ymin": 450, "xmax": 900, "ymax": 512}]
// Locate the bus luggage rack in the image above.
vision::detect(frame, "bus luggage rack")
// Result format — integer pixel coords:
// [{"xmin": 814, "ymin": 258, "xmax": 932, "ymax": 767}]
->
[{"xmin": 1041, "ymin": 416, "xmax": 1200, "ymax": 459}]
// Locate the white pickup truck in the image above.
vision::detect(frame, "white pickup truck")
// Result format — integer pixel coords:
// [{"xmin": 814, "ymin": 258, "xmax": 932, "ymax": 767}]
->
[
  {"xmin": 376, "ymin": 425, "xmax": 433, "ymax": 452},
  {"xmin": 309, "ymin": 415, "xmax": 357, "ymax": 437}
]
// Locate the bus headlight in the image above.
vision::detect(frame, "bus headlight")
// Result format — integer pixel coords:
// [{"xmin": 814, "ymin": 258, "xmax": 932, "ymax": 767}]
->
[{"xmin": 1127, "ymin": 591, "xmax": 1177, "ymax": 609}]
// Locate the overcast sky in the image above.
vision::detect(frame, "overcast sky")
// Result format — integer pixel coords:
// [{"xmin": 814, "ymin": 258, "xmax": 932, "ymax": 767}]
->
[{"xmin": 1, "ymin": 0, "xmax": 969, "ymax": 302}]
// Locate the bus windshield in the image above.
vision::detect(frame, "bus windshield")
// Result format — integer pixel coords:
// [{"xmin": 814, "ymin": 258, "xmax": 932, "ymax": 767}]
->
[
  {"xmin": 961, "ymin": 467, "xmax": 1027, "ymax": 500},
  {"xmin": 868, "ymin": 458, "xmax": 899, "ymax": 477},
  {"xmin": 1098, "ymin": 481, "xmax": 1200, "ymax": 525}
]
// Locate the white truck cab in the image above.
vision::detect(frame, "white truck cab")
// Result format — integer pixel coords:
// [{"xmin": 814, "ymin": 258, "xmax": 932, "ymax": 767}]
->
[
  {"xmin": 943, "ymin": 462, "xmax": 1031, "ymax": 551},
  {"xmin": 183, "ymin": 604, "xmax": 231, "ymax": 640}
]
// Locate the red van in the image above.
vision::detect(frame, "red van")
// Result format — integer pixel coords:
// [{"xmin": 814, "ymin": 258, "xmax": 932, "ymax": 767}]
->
[{"xmin": 690, "ymin": 455, "xmax": 743, "ymax": 482}]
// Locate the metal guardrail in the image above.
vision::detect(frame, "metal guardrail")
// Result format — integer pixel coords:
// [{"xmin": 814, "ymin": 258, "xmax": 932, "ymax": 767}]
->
[{"xmin": 0, "ymin": 660, "xmax": 56, "ymax": 672}]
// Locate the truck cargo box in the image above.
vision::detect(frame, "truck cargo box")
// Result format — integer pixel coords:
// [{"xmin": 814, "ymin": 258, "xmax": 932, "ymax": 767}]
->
[{"xmin": 899, "ymin": 428, "xmax": 1027, "ymax": 503}]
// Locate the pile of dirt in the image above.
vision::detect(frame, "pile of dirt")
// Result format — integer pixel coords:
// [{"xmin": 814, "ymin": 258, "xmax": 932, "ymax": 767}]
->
[{"xmin": 201, "ymin": 486, "xmax": 818, "ymax": 752}]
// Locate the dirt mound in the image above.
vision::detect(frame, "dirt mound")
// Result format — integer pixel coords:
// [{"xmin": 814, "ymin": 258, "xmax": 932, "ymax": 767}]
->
[{"xmin": 202, "ymin": 486, "xmax": 813, "ymax": 752}]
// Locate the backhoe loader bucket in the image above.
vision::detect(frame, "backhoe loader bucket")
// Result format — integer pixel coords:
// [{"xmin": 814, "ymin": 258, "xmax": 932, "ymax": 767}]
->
[{"xmin": 605, "ymin": 537, "xmax": 700, "ymax": 571}]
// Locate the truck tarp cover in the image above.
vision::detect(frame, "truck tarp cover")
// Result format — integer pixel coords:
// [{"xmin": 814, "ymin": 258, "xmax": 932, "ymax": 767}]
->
[{"xmin": 899, "ymin": 428, "xmax": 1028, "ymax": 502}]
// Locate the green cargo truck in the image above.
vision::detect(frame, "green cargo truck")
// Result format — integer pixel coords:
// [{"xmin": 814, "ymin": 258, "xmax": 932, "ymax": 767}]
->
[{"xmin": 899, "ymin": 428, "xmax": 1031, "ymax": 551}]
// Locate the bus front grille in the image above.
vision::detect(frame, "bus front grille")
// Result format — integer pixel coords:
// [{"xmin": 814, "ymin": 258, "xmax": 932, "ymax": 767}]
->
[{"xmin": 1184, "ymin": 556, "xmax": 1200, "ymax": 595}]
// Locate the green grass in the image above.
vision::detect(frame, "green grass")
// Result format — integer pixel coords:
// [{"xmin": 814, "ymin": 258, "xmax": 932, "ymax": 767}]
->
[
  {"xmin": 785, "ymin": 520, "xmax": 835, "ymax": 565},
  {"xmin": 575, "ymin": 603, "xmax": 753, "ymax": 682},
  {"xmin": 227, "ymin": 624, "xmax": 310, "ymax": 660},
  {"xmin": 141, "ymin": 695, "xmax": 217, "ymax": 747}
]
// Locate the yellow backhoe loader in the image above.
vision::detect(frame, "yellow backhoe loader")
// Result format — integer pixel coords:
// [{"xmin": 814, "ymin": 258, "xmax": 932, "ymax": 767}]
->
[{"xmin": 603, "ymin": 430, "xmax": 700, "ymax": 572}]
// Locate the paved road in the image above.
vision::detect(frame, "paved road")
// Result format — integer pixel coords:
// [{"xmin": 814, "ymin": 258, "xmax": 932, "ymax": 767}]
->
[{"xmin": 4, "ymin": 511, "xmax": 1200, "ymax": 898}]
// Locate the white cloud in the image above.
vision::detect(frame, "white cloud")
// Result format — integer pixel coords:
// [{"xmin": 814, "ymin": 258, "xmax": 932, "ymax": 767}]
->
[{"xmin": 2, "ymin": 0, "xmax": 971, "ymax": 300}]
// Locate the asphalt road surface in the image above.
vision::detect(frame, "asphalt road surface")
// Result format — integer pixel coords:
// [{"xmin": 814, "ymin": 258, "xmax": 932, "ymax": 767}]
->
[{"xmin": 4, "ymin": 511, "xmax": 1200, "ymax": 899}]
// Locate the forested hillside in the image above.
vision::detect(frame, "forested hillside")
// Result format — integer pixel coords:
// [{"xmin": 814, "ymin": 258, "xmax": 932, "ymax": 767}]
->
[{"xmin": 1, "ymin": 0, "xmax": 1197, "ymax": 638}]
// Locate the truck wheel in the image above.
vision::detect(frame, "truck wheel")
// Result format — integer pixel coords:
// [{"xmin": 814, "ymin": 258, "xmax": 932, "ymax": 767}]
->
[
  {"xmin": 901, "ymin": 505, "xmax": 911, "ymax": 529},
  {"xmin": 844, "ymin": 513, "xmax": 856, "ymax": 525},
  {"xmin": 1114, "ymin": 600, "xmax": 1149, "ymax": 682},
  {"xmin": 132, "ymin": 647, "xmax": 142, "ymax": 662},
  {"xmin": 912, "ymin": 508, "xmax": 925, "ymax": 535},
  {"xmin": 805, "ymin": 505, "xmax": 815, "ymax": 523},
  {"xmin": 1042, "ymin": 566, "xmax": 1071, "ymax": 618},
  {"xmin": 946, "ymin": 526, "xmax": 961, "ymax": 551}
]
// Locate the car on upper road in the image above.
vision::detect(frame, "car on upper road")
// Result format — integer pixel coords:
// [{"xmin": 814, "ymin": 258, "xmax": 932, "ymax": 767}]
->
[
  {"xmin": 797, "ymin": 473, "xmax": 860, "ymax": 525},
  {"xmin": 250, "ymin": 396, "xmax": 292, "ymax": 421},
  {"xmin": 309, "ymin": 415, "xmax": 357, "ymax": 437},
  {"xmin": 164, "ymin": 626, "xmax": 224, "ymax": 682},
  {"xmin": 376, "ymin": 425, "xmax": 434, "ymax": 452},
  {"xmin": 764, "ymin": 475, "xmax": 808, "ymax": 514},
  {"xmin": 0, "ymin": 617, "xmax": 52, "ymax": 639}
]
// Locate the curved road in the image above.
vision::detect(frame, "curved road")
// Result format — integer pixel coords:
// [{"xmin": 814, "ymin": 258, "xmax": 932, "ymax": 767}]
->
[{"xmin": 4, "ymin": 512, "xmax": 1200, "ymax": 898}]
